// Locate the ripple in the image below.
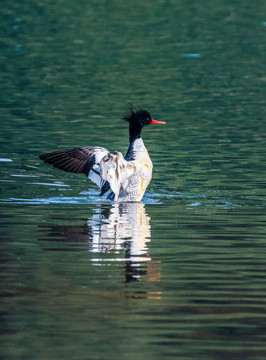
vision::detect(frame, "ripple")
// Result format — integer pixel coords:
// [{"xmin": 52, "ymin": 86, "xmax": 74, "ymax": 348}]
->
[
  {"xmin": 26, "ymin": 182, "xmax": 70, "ymax": 186},
  {"xmin": 10, "ymin": 174, "xmax": 39, "ymax": 178},
  {"xmin": 181, "ymin": 53, "xmax": 201, "ymax": 58},
  {"xmin": 0, "ymin": 195, "xmax": 101, "ymax": 205},
  {"xmin": 0, "ymin": 158, "xmax": 13, "ymax": 162},
  {"xmin": 0, "ymin": 183, "xmax": 263, "ymax": 209},
  {"xmin": 187, "ymin": 202, "xmax": 202, "ymax": 207}
]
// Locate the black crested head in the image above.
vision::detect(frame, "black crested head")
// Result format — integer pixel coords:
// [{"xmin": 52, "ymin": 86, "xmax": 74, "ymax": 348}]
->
[
  {"xmin": 123, "ymin": 106, "xmax": 152, "ymax": 128},
  {"xmin": 123, "ymin": 105, "xmax": 165, "ymax": 142}
]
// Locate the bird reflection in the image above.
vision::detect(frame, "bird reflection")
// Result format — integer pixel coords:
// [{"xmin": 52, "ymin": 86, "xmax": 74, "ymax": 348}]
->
[
  {"xmin": 88, "ymin": 202, "xmax": 150, "ymax": 256},
  {"xmin": 39, "ymin": 202, "xmax": 161, "ymax": 286}
]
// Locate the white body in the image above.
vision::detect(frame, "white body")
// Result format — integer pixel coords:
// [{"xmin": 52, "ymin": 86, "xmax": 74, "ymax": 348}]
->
[{"xmin": 100, "ymin": 139, "xmax": 153, "ymax": 202}]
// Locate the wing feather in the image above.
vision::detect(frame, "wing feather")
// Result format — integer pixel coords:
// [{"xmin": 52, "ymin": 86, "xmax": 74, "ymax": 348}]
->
[
  {"xmin": 40, "ymin": 147, "xmax": 108, "ymax": 174},
  {"xmin": 39, "ymin": 146, "xmax": 111, "ymax": 193}
]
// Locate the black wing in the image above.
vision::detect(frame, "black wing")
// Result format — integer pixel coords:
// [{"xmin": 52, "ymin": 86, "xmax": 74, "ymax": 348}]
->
[{"xmin": 39, "ymin": 146, "xmax": 111, "ymax": 194}]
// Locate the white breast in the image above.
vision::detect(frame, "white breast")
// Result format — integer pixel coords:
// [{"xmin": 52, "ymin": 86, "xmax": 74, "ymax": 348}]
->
[{"xmin": 99, "ymin": 138, "xmax": 153, "ymax": 202}]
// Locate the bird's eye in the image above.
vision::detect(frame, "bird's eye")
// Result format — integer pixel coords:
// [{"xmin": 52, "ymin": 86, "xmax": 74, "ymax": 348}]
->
[{"xmin": 146, "ymin": 117, "xmax": 150, "ymax": 122}]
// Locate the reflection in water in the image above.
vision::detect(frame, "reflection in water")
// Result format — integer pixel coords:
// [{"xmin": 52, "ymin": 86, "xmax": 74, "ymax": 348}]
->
[
  {"xmin": 39, "ymin": 202, "xmax": 161, "ymax": 291},
  {"xmin": 88, "ymin": 202, "xmax": 151, "ymax": 257}
]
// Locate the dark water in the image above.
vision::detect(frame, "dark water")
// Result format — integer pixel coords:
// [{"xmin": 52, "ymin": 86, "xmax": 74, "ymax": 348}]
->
[{"xmin": 1, "ymin": 1, "xmax": 266, "ymax": 359}]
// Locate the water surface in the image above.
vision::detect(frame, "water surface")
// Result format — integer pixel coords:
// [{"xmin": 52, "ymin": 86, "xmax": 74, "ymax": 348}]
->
[{"xmin": 1, "ymin": 0, "xmax": 266, "ymax": 359}]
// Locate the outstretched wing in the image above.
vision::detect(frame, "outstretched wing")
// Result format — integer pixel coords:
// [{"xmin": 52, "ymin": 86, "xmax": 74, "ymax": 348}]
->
[{"xmin": 39, "ymin": 146, "xmax": 110, "ymax": 192}]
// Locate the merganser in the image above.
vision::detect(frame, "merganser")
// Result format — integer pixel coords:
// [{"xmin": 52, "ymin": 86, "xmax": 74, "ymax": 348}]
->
[{"xmin": 39, "ymin": 107, "xmax": 165, "ymax": 202}]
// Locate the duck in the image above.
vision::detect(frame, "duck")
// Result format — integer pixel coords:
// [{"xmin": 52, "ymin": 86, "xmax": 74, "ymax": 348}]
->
[{"xmin": 39, "ymin": 106, "xmax": 165, "ymax": 202}]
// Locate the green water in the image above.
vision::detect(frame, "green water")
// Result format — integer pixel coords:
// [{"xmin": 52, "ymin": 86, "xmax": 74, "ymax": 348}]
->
[{"xmin": 1, "ymin": 1, "xmax": 266, "ymax": 359}]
